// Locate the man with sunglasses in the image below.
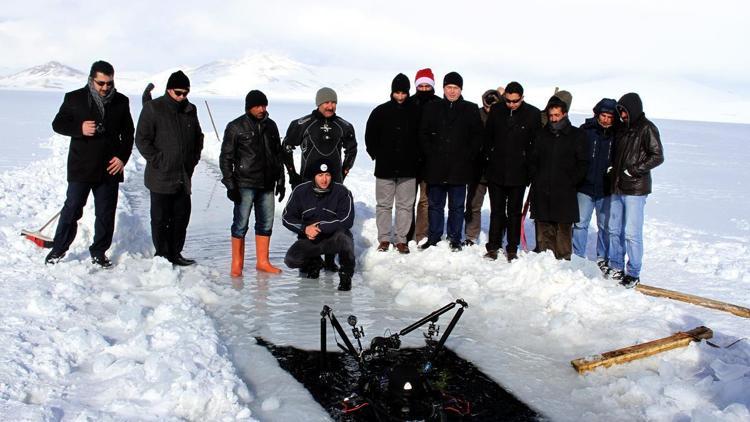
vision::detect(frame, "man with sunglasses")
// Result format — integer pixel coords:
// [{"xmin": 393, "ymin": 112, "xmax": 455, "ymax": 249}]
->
[
  {"xmin": 463, "ymin": 88, "xmax": 503, "ymax": 247},
  {"xmin": 135, "ymin": 70, "xmax": 204, "ymax": 266},
  {"xmin": 45, "ymin": 60, "xmax": 134, "ymax": 268},
  {"xmin": 483, "ymin": 81, "xmax": 541, "ymax": 261}
]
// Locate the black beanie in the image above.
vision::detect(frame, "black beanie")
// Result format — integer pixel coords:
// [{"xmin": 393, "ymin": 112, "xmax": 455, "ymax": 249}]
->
[
  {"xmin": 166, "ymin": 70, "xmax": 190, "ymax": 90},
  {"xmin": 245, "ymin": 90, "xmax": 268, "ymax": 109},
  {"xmin": 443, "ymin": 71, "xmax": 463, "ymax": 89},
  {"xmin": 305, "ymin": 156, "xmax": 335, "ymax": 180},
  {"xmin": 391, "ymin": 73, "xmax": 410, "ymax": 94}
]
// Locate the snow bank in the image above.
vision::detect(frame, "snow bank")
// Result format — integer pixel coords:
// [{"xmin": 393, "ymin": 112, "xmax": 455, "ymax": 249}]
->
[{"xmin": 0, "ymin": 136, "xmax": 256, "ymax": 421}]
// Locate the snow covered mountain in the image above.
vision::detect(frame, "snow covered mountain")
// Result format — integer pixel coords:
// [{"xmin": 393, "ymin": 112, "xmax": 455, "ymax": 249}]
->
[{"xmin": 0, "ymin": 61, "xmax": 86, "ymax": 91}]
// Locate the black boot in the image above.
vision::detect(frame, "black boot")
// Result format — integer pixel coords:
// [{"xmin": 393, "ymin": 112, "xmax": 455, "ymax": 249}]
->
[
  {"xmin": 338, "ymin": 271, "xmax": 352, "ymax": 291},
  {"xmin": 323, "ymin": 254, "xmax": 339, "ymax": 272},
  {"xmin": 302, "ymin": 257, "xmax": 323, "ymax": 279}
]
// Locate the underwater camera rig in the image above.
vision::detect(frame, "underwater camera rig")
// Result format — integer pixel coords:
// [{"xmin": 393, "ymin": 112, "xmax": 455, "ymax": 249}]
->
[{"xmin": 320, "ymin": 299, "xmax": 470, "ymax": 420}]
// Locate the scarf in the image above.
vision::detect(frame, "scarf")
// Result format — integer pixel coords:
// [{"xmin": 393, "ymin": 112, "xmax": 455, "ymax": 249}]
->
[{"xmin": 87, "ymin": 77, "xmax": 116, "ymax": 118}]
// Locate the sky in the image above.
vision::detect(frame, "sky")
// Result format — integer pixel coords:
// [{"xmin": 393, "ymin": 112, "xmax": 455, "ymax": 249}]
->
[{"xmin": 1, "ymin": 1, "xmax": 748, "ymax": 80}]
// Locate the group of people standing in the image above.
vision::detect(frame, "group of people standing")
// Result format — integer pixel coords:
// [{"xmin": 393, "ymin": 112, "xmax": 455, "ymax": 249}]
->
[{"xmin": 43, "ymin": 60, "xmax": 664, "ymax": 292}]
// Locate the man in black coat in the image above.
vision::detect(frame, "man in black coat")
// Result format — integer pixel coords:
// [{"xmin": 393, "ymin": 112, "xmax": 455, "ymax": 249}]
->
[
  {"xmin": 529, "ymin": 96, "xmax": 588, "ymax": 260},
  {"xmin": 46, "ymin": 60, "xmax": 134, "ymax": 268},
  {"xmin": 220, "ymin": 90, "xmax": 286, "ymax": 277},
  {"xmin": 605, "ymin": 93, "xmax": 664, "ymax": 288},
  {"xmin": 135, "ymin": 70, "xmax": 204, "ymax": 266},
  {"xmin": 418, "ymin": 72, "xmax": 483, "ymax": 251},
  {"xmin": 282, "ymin": 158, "xmax": 355, "ymax": 291},
  {"xmin": 407, "ymin": 68, "xmax": 441, "ymax": 245},
  {"xmin": 365, "ymin": 73, "xmax": 420, "ymax": 254},
  {"xmin": 483, "ymin": 82, "xmax": 541, "ymax": 261}
]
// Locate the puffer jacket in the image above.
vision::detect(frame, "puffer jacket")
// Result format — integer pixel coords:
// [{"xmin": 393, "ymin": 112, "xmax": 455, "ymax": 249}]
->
[
  {"xmin": 579, "ymin": 117, "xmax": 616, "ymax": 198},
  {"xmin": 135, "ymin": 95, "xmax": 203, "ymax": 194},
  {"xmin": 282, "ymin": 181, "xmax": 354, "ymax": 239},
  {"xmin": 611, "ymin": 93, "xmax": 664, "ymax": 196},
  {"xmin": 220, "ymin": 113, "xmax": 284, "ymax": 191}
]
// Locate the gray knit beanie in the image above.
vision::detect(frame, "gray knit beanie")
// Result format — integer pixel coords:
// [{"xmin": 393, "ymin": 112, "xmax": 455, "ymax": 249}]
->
[{"xmin": 315, "ymin": 87, "xmax": 338, "ymax": 106}]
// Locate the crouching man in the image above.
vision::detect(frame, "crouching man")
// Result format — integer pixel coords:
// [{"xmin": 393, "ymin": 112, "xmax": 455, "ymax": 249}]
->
[{"xmin": 282, "ymin": 158, "xmax": 355, "ymax": 291}]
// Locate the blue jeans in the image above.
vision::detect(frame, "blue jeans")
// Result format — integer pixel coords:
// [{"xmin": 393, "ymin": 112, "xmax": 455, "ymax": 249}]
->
[
  {"xmin": 427, "ymin": 184, "xmax": 466, "ymax": 244},
  {"xmin": 607, "ymin": 194, "xmax": 647, "ymax": 277},
  {"xmin": 231, "ymin": 188, "xmax": 275, "ymax": 238},
  {"xmin": 573, "ymin": 193, "xmax": 612, "ymax": 260}
]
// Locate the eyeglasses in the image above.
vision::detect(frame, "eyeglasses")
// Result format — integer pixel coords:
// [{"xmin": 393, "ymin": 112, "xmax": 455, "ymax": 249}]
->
[
  {"xmin": 504, "ymin": 97, "xmax": 522, "ymax": 104},
  {"xmin": 93, "ymin": 80, "xmax": 114, "ymax": 87},
  {"xmin": 172, "ymin": 89, "xmax": 189, "ymax": 98}
]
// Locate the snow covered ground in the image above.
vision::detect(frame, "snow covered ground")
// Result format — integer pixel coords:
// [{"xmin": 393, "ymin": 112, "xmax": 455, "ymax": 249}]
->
[{"xmin": 0, "ymin": 92, "xmax": 749, "ymax": 421}]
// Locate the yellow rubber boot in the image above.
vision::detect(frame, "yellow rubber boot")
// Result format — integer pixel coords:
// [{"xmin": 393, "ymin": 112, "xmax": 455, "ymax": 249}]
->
[
  {"xmin": 231, "ymin": 237, "xmax": 245, "ymax": 277},
  {"xmin": 255, "ymin": 235, "xmax": 282, "ymax": 273}
]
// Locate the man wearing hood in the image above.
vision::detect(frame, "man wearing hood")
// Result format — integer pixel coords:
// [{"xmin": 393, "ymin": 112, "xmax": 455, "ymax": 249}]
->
[
  {"xmin": 46, "ymin": 60, "xmax": 134, "ymax": 268},
  {"xmin": 606, "ymin": 93, "xmax": 664, "ymax": 288},
  {"xmin": 282, "ymin": 157, "xmax": 355, "ymax": 291},
  {"xmin": 528, "ymin": 96, "xmax": 588, "ymax": 260},
  {"xmin": 418, "ymin": 72, "xmax": 483, "ymax": 251},
  {"xmin": 483, "ymin": 81, "xmax": 541, "ymax": 261},
  {"xmin": 407, "ymin": 68, "xmax": 442, "ymax": 245},
  {"xmin": 365, "ymin": 73, "xmax": 420, "ymax": 254},
  {"xmin": 463, "ymin": 88, "xmax": 503, "ymax": 247},
  {"xmin": 220, "ymin": 90, "xmax": 286, "ymax": 277},
  {"xmin": 282, "ymin": 87, "xmax": 357, "ymax": 273},
  {"xmin": 135, "ymin": 70, "xmax": 204, "ymax": 266},
  {"xmin": 573, "ymin": 98, "xmax": 619, "ymax": 267}
]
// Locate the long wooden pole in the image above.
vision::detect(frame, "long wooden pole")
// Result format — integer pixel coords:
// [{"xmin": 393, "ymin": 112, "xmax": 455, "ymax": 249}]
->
[
  {"xmin": 571, "ymin": 326, "xmax": 713, "ymax": 374},
  {"xmin": 636, "ymin": 284, "xmax": 750, "ymax": 319}
]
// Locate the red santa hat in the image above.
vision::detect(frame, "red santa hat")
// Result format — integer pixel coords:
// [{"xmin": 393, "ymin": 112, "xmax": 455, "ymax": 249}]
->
[{"xmin": 414, "ymin": 68, "xmax": 435, "ymax": 88}]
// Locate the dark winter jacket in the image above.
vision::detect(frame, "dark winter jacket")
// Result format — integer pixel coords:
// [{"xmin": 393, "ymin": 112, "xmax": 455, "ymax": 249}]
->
[
  {"xmin": 220, "ymin": 113, "xmax": 284, "ymax": 191},
  {"xmin": 365, "ymin": 96, "xmax": 421, "ymax": 178},
  {"xmin": 52, "ymin": 86, "xmax": 134, "ymax": 183},
  {"xmin": 419, "ymin": 96, "xmax": 483, "ymax": 185},
  {"xmin": 484, "ymin": 101, "xmax": 542, "ymax": 186},
  {"xmin": 579, "ymin": 117, "xmax": 616, "ymax": 198},
  {"xmin": 529, "ymin": 118, "xmax": 588, "ymax": 223},
  {"xmin": 282, "ymin": 110, "xmax": 357, "ymax": 183},
  {"xmin": 410, "ymin": 90, "xmax": 441, "ymax": 179},
  {"xmin": 135, "ymin": 95, "xmax": 204, "ymax": 194},
  {"xmin": 611, "ymin": 93, "xmax": 664, "ymax": 196},
  {"xmin": 282, "ymin": 181, "xmax": 354, "ymax": 239}
]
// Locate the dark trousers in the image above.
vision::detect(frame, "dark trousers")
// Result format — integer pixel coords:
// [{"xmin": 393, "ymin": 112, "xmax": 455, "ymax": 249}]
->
[
  {"xmin": 150, "ymin": 190, "xmax": 191, "ymax": 259},
  {"xmin": 535, "ymin": 221, "xmax": 573, "ymax": 260},
  {"xmin": 427, "ymin": 184, "xmax": 466, "ymax": 244},
  {"xmin": 486, "ymin": 183, "xmax": 526, "ymax": 253},
  {"xmin": 285, "ymin": 230, "xmax": 355, "ymax": 274},
  {"xmin": 51, "ymin": 180, "xmax": 118, "ymax": 257}
]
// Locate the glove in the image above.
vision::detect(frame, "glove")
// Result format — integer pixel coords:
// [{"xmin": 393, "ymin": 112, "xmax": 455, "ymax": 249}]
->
[
  {"xmin": 290, "ymin": 171, "xmax": 304, "ymax": 189},
  {"xmin": 275, "ymin": 183, "xmax": 286, "ymax": 202},
  {"xmin": 226, "ymin": 189, "xmax": 240, "ymax": 203}
]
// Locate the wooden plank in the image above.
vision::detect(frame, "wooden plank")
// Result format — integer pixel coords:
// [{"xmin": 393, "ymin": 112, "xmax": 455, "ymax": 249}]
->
[
  {"xmin": 571, "ymin": 326, "xmax": 713, "ymax": 374},
  {"xmin": 636, "ymin": 284, "xmax": 750, "ymax": 319}
]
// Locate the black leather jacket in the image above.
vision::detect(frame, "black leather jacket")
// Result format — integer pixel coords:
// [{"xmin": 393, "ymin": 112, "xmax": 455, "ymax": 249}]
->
[
  {"xmin": 611, "ymin": 94, "xmax": 664, "ymax": 196},
  {"xmin": 220, "ymin": 113, "xmax": 284, "ymax": 191}
]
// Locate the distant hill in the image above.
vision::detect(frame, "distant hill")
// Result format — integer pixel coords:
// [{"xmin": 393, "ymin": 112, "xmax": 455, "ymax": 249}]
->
[{"xmin": 0, "ymin": 61, "xmax": 86, "ymax": 90}]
